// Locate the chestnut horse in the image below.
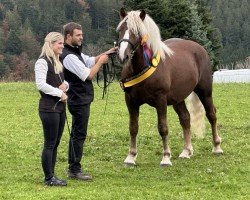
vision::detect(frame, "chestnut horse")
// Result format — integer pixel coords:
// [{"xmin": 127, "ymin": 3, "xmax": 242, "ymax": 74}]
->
[{"xmin": 116, "ymin": 9, "xmax": 223, "ymax": 166}]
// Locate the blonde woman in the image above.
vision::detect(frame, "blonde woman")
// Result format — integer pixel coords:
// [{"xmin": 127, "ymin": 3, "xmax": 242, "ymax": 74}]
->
[{"xmin": 35, "ymin": 32, "xmax": 68, "ymax": 186}]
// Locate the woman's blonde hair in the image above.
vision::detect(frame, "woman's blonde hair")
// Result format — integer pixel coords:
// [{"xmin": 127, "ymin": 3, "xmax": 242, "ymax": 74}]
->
[{"xmin": 40, "ymin": 32, "xmax": 64, "ymax": 74}]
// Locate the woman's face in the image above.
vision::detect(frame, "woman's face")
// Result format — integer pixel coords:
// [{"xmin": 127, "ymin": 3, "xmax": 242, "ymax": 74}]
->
[{"xmin": 52, "ymin": 38, "xmax": 64, "ymax": 55}]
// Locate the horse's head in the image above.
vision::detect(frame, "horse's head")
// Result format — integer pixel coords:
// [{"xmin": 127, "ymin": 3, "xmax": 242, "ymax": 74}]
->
[
  {"xmin": 116, "ymin": 8, "xmax": 146, "ymax": 64},
  {"xmin": 116, "ymin": 8, "xmax": 173, "ymax": 65}
]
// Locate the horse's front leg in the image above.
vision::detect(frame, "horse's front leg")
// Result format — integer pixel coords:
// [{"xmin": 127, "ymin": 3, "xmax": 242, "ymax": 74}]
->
[
  {"xmin": 156, "ymin": 104, "xmax": 172, "ymax": 166},
  {"xmin": 124, "ymin": 103, "xmax": 139, "ymax": 166}
]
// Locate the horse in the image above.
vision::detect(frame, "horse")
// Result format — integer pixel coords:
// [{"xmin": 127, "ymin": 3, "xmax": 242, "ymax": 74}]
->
[{"xmin": 116, "ymin": 8, "xmax": 223, "ymax": 166}]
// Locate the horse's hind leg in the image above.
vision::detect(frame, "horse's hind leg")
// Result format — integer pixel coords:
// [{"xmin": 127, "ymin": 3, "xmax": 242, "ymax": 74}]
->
[
  {"xmin": 173, "ymin": 101, "xmax": 193, "ymax": 158},
  {"xmin": 124, "ymin": 104, "xmax": 139, "ymax": 166},
  {"xmin": 195, "ymin": 90, "xmax": 223, "ymax": 154}
]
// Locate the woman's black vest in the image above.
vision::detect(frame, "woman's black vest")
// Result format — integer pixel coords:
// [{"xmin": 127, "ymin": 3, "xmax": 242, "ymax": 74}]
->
[
  {"xmin": 60, "ymin": 44, "xmax": 94, "ymax": 106},
  {"xmin": 38, "ymin": 57, "xmax": 65, "ymax": 113}
]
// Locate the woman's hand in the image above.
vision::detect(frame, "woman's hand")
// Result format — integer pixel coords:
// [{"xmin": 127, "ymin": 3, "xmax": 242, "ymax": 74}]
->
[
  {"xmin": 59, "ymin": 83, "xmax": 68, "ymax": 93},
  {"xmin": 60, "ymin": 92, "xmax": 68, "ymax": 102}
]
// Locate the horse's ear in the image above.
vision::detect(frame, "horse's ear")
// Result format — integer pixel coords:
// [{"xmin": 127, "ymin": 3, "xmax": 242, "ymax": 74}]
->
[
  {"xmin": 120, "ymin": 8, "xmax": 127, "ymax": 20},
  {"xmin": 139, "ymin": 10, "xmax": 146, "ymax": 21}
]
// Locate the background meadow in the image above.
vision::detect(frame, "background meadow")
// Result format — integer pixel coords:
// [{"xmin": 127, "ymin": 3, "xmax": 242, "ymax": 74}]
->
[{"xmin": 0, "ymin": 82, "xmax": 249, "ymax": 199}]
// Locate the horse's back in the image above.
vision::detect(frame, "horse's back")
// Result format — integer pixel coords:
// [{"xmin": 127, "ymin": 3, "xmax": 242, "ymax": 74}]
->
[{"xmin": 165, "ymin": 38, "xmax": 208, "ymax": 57}]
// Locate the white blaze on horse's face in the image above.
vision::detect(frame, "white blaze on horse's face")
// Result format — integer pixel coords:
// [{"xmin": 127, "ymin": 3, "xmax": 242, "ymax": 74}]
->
[{"xmin": 119, "ymin": 30, "xmax": 130, "ymax": 62}]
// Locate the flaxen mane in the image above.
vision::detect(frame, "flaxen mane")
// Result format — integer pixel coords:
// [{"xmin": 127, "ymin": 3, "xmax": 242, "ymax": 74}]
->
[{"xmin": 117, "ymin": 10, "xmax": 173, "ymax": 60}]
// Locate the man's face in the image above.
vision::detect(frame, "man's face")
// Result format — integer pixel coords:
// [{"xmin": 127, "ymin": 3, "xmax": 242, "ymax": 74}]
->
[{"xmin": 69, "ymin": 29, "xmax": 83, "ymax": 46}]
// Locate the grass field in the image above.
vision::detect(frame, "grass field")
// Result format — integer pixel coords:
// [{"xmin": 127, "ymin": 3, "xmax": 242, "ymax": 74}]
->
[{"xmin": 0, "ymin": 82, "xmax": 249, "ymax": 200}]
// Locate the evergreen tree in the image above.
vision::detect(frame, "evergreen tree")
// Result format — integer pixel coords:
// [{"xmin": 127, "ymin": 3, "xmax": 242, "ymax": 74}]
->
[
  {"xmin": 0, "ymin": 28, "xmax": 4, "ymax": 52},
  {"xmin": 161, "ymin": 0, "xmax": 192, "ymax": 39},
  {"xmin": 123, "ymin": 0, "xmax": 169, "ymax": 39},
  {"xmin": 5, "ymin": 30, "xmax": 22, "ymax": 55},
  {"xmin": 0, "ymin": 8, "xmax": 4, "ymax": 21},
  {"xmin": 1, "ymin": 0, "xmax": 15, "ymax": 11},
  {"xmin": 0, "ymin": 60, "xmax": 8, "ymax": 79},
  {"xmin": 16, "ymin": 0, "xmax": 40, "ymax": 34},
  {"xmin": 193, "ymin": 0, "xmax": 221, "ymax": 70},
  {"xmin": 185, "ymin": 3, "xmax": 211, "ymax": 48},
  {"xmin": 205, "ymin": 0, "xmax": 250, "ymax": 67},
  {"xmin": 20, "ymin": 20, "xmax": 41, "ymax": 59},
  {"xmin": 5, "ymin": 9, "xmax": 22, "ymax": 32}
]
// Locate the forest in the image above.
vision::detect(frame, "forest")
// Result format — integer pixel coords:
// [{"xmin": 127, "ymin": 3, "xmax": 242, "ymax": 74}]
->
[{"xmin": 0, "ymin": 0, "xmax": 249, "ymax": 81}]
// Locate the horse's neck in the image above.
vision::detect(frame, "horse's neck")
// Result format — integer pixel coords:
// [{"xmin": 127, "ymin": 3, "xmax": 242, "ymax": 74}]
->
[{"xmin": 121, "ymin": 48, "xmax": 145, "ymax": 79}]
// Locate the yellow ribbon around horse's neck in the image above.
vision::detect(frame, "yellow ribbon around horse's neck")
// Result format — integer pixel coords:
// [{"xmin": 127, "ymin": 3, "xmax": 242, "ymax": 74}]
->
[{"xmin": 121, "ymin": 51, "xmax": 160, "ymax": 89}]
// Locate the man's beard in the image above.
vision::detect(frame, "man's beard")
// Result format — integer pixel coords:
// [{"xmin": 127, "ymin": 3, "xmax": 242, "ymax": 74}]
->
[{"xmin": 72, "ymin": 40, "xmax": 81, "ymax": 46}]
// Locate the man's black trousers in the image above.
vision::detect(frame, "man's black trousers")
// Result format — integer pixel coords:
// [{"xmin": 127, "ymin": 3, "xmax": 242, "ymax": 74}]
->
[{"xmin": 67, "ymin": 104, "xmax": 90, "ymax": 173}]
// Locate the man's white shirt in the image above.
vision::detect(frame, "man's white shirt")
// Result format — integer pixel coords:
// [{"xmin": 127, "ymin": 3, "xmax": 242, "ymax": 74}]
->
[{"xmin": 63, "ymin": 53, "xmax": 95, "ymax": 81}]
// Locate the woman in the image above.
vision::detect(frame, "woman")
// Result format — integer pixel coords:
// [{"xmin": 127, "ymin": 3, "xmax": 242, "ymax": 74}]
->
[{"xmin": 35, "ymin": 32, "xmax": 68, "ymax": 186}]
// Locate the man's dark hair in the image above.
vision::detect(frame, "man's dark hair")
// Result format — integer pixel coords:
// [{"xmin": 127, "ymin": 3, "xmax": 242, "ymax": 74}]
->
[{"xmin": 63, "ymin": 22, "xmax": 82, "ymax": 40}]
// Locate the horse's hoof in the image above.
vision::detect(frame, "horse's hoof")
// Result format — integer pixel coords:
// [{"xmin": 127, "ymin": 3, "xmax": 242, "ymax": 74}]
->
[
  {"xmin": 160, "ymin": 156, "xmax": 172, "ymax": 167},
  {"xmin": 179, "ymin": 149, "xmax": 193, "ymax": 159},
  {"xmin": 160, "ymin": 162, "xmax": 172, "ymax": 167},
  {"xmin": 212, "ymin": 146, "xmax": 223, "ymax": 154},
  {"xmin": 124, "ymin": 154, "xmax": 137, "ymax": 166},
  {"xmin": 124, "ymin": 162, "xmax": 136, "ymax": 167},
  {"xmin": 179, "ymin": 154, "xmax": 191, "ymax": 159}
]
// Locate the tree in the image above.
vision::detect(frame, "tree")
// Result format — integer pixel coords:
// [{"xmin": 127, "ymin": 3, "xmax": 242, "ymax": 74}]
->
[
  {"xmin": 20, "ymin": 20, "xmax": 41, "ymax": 59},
  {"xmin": 16, "ymin": 0, "xmax": 40, "ymax": 34},
  {"xmin": 205, "ymin": 0, "xmax": 250, "ymax": 67},
  {"xmin": 5, "ymin": 30, "xmax": 22, "ymax": 55},
  {"xmin": 0, "ymin": 7, "xmax": 4, "ymax": 21},
  {"xmin": 195, "ymin": 0, "xmax": 221, "ymax": 69},
  {"xmin": 0, "ymin": 28, "xmax": 4, "ymax": 52},
  {"xmin": 185, "ymin": 4, "xmax": 211, "ymax": 47},
  {"xmin": 0, "ymin": 60, "xmax": 8, "ymax": 79},
  {"xmin": 87, "ymin": 0, "xmax": 122, "ymax": 44},
  {"xmin": 5, "ymin": 9, "xmax": 22, "ymax": 32},
  {"xmin": 123, "ymin": 0, "xmax": 169, "ymax": 38},
  {"xmin": 1, "ymin": 0, "xmax": 15, "ymax": 11}
]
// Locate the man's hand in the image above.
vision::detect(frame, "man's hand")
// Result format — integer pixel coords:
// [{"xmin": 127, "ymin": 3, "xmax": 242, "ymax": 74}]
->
[
  {"xmin": 98, "ymin": 54, "xmax": 109, "ymax": 65},
  {"xmin": 104, "ymin": 47, "xmax": 118, "ymax": 55}
]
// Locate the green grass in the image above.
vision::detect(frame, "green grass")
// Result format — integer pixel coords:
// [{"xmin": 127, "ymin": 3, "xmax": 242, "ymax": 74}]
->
[{"xmin": 0, "ymin": 82, "xmax": 249, "ymax": 200}]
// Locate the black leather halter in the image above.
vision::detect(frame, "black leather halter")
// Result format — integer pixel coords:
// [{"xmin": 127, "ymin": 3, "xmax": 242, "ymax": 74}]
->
[{"xmin": 117, "ymin": 38, "xmax": 140, "ymax": 57}]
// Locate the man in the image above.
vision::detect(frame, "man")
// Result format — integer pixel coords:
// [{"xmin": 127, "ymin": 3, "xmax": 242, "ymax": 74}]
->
[{"xmin": 61, "ymin": 22, "xmax": 116, "ymax": 181}]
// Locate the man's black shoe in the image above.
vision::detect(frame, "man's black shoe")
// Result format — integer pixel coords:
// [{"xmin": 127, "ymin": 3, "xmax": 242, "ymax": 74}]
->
[
  {"xmin": 44, "ymin": 176, "xmax": 67, "ymax": 186},
  {"xmin": 68, "ymin": 171, "xmax": 92, "ymax": 181}
]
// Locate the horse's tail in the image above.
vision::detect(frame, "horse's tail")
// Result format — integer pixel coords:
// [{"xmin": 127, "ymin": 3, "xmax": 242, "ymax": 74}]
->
[{"xmin": 186, "ymin": 92, "xmax": 206, "ymax": 138}]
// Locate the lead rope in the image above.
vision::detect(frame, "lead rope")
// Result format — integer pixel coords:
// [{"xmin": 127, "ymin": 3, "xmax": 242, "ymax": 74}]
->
[
  {"xmin": 53, "ymin": 73, "xmax": 76, "ymax": 163},
  {"xmin": 97, "ymin": 53, "xmax": 117, "ymax": 114}
]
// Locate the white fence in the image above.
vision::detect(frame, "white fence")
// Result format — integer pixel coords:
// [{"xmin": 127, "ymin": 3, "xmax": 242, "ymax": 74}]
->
[{"xmin": 213, "ymin": 69, "xmax": 250, "ymax": 83}]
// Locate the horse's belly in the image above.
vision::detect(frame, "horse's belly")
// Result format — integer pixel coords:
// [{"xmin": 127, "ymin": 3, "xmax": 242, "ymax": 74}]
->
[{"xmin": 167, "ymin": 85, "xmax": 194, "ymax": 105}]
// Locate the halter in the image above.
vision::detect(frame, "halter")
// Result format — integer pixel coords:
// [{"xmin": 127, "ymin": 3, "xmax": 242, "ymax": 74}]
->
[{"xmin": 117, "ymin": 38, "xmax": 140, "ymax": 59}]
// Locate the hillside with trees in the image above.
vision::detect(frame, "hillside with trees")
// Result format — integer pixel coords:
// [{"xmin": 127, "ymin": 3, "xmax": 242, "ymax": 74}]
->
[
  {"xmin": 205, "ymin": 0, "xmax": 250, "ymax": 69},
  {"xmin": 0, "ymin": 0, "xmax": 249, "ymax": 81}
]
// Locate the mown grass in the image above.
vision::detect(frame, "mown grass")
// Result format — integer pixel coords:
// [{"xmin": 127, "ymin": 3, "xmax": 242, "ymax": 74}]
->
[{"xmin": 0, "ymin": 82, "xmax": 249, "ymax": 200}]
